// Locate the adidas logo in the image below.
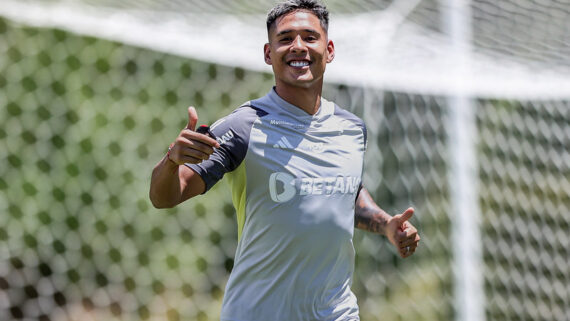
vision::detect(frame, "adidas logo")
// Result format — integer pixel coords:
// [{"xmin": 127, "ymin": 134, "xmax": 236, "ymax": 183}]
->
[
  {"xmin": 273, "ymin": 136, "xmax": 294, "ymax": 149},
  {"xmin": 272, "ymin": 137, "xmax": 325, "ymax": 153}
]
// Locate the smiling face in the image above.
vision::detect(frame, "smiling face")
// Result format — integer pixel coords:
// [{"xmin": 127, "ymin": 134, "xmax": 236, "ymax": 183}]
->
[{"xmin": 264, "ymin": 10, "xmax": 335, "ymax": 91}]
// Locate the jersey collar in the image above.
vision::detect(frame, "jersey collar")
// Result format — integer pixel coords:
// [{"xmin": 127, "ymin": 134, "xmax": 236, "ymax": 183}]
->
[{"xmin": 267, "ymin": 87, "xmax": 334, "ymax": 120}]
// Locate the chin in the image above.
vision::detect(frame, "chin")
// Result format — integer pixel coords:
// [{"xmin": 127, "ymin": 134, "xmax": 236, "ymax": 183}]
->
[
  {"xmin": 289, "ymin": 75, "xmax": 316, "ymax": 85},
  {"xmin": 287, "ymin": 80, "xmax": 315, "ymax": 89}
]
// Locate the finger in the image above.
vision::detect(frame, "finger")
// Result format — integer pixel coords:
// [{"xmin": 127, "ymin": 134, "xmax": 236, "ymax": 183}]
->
[
  {"xmin": 178, "ymin": 135, "xmax": 216, "ymax": 153},
  {"xmin": 403, "ymin": 247, "xmax": 416, "ymax": 258},
  {"xmin": 168, "ymin": 148, "xmax": 204, "ymax": 165},
  {"xmin": 176, "ymin": 154, "xmax": 205, "ymax": 165},
  {"xmin": 180, "ymin": 129, "xmax": 219, "ymax": 148},
  {"xmin": 187, "ymin": 106, "xmax": 198, "ymax": 131},
  {"xmin": 398, "ymin": 227, "xmax": 418, "ymax": 243},
  {"xmin": 399, "ymin": 207, "xmax": 414, "ymax": 224},
  {"xmin": 401, "ymin": 220, "xmax": 414, "ymax": 230},
  {"xmin": 400, "ymin": 244, "xmax": 417, "ymax": 258},
  {"xmin": 400, "ymin": 246, "xmax": 411, "ymax": 258},
  {"xmin": 399, "ymin": 238, "xmax": 419, "ymax": 249},
  {"xmin": 178, "ymin": 136, "xmax": 217, "ymax": 155},
  {"xmin": 180, "ymin": 146, "xmax": 212, "ymax": 161},
  {"xmin": 169, "ymin": 139, "xmax": 214, "ymax": 163},
  {"xmin": 171, "ymin": 146, "xmax": 211, "ymax": 164},
  {"xmin": 399, "ymin": 235, "xmax": 418, "ymax": 248},
  {"xmin": 396, "ymin": 222, "xmax": 416, "ymax": 238}
]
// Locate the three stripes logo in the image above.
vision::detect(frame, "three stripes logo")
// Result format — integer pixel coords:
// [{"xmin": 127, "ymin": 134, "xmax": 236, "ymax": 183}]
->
[
  {"xmin": 272, "ymin": 136, "xmax": 325, "ymax": 153},
  {"xmin": 273, "ymin": 136, "xmax": 294, "ymax": 149}
]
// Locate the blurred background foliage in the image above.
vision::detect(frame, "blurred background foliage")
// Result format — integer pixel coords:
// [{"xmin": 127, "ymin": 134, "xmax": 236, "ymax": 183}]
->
[
  {"xmin": 0, "ymin": 16, "xmax": 452, "ymax": 321},
  {"xmin": 1, "ymin": 9, "xmax": 569, "ymax": 321}
]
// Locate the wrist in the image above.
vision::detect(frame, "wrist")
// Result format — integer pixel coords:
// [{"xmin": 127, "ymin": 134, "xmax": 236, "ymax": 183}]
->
[
  {"xmin": 372, "ymin": 211, "xmax": 391, "ymax": 235},
  {"xmin": 355, "ymin": 210, "xmax": 389, "ymax": 235},
  {"xmin": 166, "ymin": 143, "xmax": 177, "ymax": 165}
]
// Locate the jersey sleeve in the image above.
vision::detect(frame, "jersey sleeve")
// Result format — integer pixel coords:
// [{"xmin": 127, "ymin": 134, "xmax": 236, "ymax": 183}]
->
[{"xmin": 185, "ymin": 104, "xmax": 265, "ymax": 193}]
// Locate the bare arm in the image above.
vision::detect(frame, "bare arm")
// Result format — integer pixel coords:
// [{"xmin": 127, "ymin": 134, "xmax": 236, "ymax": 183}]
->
[
  {"xmin": 354, "ymin": 188, "xmax": 392, "ymax": 234},
  {"xmin": 355, "ymin": 188, "xmax": 420, "ymax": 258},
  {"xmin": 149, "ymin": 155, "xmax": 206, "ymax": 208},
  {"xmin": 149, "ymin": 107, "xmax": 219, "ymax": 208}
]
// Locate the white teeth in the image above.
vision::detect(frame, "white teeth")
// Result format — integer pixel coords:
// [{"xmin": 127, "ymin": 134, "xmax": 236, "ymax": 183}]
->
[{"xmin": 289, "ymin": 61, "xmax": 309, "ymax": 67}]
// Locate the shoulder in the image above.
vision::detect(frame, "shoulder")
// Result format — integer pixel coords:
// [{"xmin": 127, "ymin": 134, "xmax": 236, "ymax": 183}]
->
[
  {"xmin": 210, "ymin": 102, "xmax": 268, "ymax": 138},
  {"xmin": 332, "ymin": 104, "xmax": 367, "ymax": 139},
  {"xmin": 328, "ymin": 102, "xmax": 368, "ymax": 149},
  {"xmin": 211, "ymin": 102, "xmax": 267, "ymax": 132},
  {"xmin": 206, "ymin": 101, "xmax": 271, "ymax": 151}
]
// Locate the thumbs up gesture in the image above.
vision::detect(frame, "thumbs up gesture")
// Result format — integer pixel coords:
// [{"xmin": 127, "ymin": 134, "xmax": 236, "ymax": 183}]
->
[
  {"xmin": 386, "ymin": 207, "xmax": 420, "ymax": 258},
  {"xmin": 167, "ymin": 106, "xmax": 220, "ymax": 165}
]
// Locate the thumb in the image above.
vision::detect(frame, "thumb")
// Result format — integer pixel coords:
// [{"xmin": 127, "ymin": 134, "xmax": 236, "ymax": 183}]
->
[
  {"xmin": 395, "ymin": 207, "xmax": 414, "ymax": 227},
  {"xmin": 186, "ymin": 106, "xmax": 198, "ymax": 131}
]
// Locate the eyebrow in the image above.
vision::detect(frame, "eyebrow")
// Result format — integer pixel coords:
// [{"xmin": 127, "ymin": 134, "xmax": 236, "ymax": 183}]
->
[{"xmin": 275, "ymin": 29, "xmax": 320, "ymax": 37}]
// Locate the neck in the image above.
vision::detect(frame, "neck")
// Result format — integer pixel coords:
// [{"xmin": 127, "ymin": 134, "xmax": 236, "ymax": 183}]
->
[{"xmin": 274, "ymin": 82, "xmax": 323, "ymax": 115}]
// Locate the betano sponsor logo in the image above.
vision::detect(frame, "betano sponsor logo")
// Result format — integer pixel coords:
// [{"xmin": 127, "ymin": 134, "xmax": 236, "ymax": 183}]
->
[{"xmin": 269, "ymin": 172, "xmax": 361, "ymax": 203}]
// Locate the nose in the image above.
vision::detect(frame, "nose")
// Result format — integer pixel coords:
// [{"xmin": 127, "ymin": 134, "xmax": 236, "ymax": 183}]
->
[{"xmin": 291, "ymin": 35, "xmax": 307, "ymax": 52}]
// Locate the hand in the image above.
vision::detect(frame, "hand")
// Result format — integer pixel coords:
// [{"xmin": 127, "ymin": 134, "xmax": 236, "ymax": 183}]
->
[
  {"xmin": 386, "ymin": 207, "xmax": 420, "ymax": 258},
  {"xmin": 167, "ymin": 106, "xmax": 220, "ymax": 165}
]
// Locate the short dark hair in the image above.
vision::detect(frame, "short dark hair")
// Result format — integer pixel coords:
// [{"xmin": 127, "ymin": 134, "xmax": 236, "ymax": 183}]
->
[{"xmin": 266, "ymin": 0, "xmax": 329, "ymax": 34}]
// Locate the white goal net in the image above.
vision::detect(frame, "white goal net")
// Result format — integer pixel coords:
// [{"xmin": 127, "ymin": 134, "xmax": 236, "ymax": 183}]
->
[{"xmin": 0, "ymin": 0, "xmax": 568, "ymax": 320}]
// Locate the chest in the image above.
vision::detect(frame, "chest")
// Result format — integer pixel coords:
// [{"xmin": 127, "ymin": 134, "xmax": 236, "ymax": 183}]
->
[{"xmin": 249, "ymin": 117, "xmax": 364, "ymax": 175}]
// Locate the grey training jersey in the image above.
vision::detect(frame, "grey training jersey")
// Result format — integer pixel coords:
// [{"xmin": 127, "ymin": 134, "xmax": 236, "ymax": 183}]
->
[{"xmin": 188, "ymin": 88, "xmax": 367, "ymax": 321}]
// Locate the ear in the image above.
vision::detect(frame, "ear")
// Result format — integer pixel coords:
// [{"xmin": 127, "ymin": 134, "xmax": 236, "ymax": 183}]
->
[
  {"xmin": 264, "ymin": 43, "xmax": 272, "ymax": 65},
  {"xmin": 326, "ymin": 39, "xmax": 335, "ymax": 63}
]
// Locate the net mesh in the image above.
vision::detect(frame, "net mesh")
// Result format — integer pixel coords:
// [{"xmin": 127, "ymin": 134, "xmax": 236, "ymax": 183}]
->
[
  {"xmin": 0, "ymin": 0, "xmax": 569, "ymax": 320},
  {"xmin": 477, "ymin": 100, "xmax": 570, "ymax": 321},
  {"xmin": 2, "ymin": 0, "xmax": 570, "ymax": 98}
]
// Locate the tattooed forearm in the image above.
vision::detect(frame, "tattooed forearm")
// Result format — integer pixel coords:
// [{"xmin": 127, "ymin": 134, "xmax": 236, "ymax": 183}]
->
[{"xmin": 354, "ymin": 188, "xmax": 391, "ymax": 235}]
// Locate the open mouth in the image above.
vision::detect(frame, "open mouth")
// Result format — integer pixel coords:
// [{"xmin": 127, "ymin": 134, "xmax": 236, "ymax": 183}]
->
[{"xmin": 287, "ymin": 60, "xmax": 311, "ymax": 68}]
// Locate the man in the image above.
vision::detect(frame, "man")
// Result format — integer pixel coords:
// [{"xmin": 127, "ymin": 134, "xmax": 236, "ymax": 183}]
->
[{"xmin": 150, "ymin": 0, "xmax": 420, "ymax": 320}]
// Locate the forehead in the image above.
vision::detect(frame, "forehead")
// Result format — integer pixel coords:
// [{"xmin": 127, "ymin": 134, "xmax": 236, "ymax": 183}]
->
[{"xmin": 271, "ymin": 10, "xmax": 325, "ymax": 35}]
